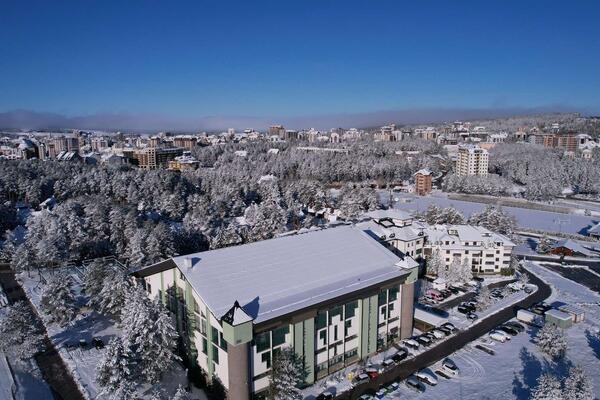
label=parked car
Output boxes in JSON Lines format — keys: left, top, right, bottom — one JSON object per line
{"left": 448, "top": 286, "right": 460, "bottom": 294}
{"left": 524, "top": 286, "right": 533, "bottom": 294}
{"left": 405, "top": 376, "right": 426, "bottom": 393}
{"left": 494, "top": 330, "right": 512, "bottom": 340}
{"left": 358, "top": 395, "right": 374, "bottom": 400}
{"left": 365, "top": 367, "right": 379, "bottom": 380}
{"left": 381, "top": 358, "right": 395, "bottom": 370}
{"left": 498, "top": 325, "right": 519, "bottom": 336}
{"left": 404, "top": 339, "right": 420, "bottom": 349}
{"left": 489, "top": 331, "right": 507, "bottom": 342}
{"left": 416, "top": 370, "right": 438, "bottom": 386}
{"left": 442, "top": 322, "right": 456, "bottom": 332}
{"left": 392, "top": 349, "right": 408, "bottom": 363}
{"left": 384, "top": 382, "right": 400, "bottom": 393}
{"left": 467, "top": 312, "right": 478, "bottom": 320}
{"left": 375, "top": 389, "right": 386, "bottom": 399}
{"left": 505, "top": 321, "right": 525, "bottom": 332}
{"left": 438, "top": 326, "right": 452, "bottom": 335}
{"left": 416, "top": 336, "right": 431, "bottom": 346}
{"left": 316, "top": 391, "right": 334, "bottom": 400}
{"left": 353, "top": 373, "right": 370, "bottom": 386}
{"left": 458, "top": 305, "right": 470, "bottom": 314}
{"left": 442, "top": 358, "right": 460, "bottom": 376}
{"left": 431, "top": 329, "right": 445, "bottom": 339}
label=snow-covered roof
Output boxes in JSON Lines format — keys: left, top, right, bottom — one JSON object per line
{"left": 545, "top": 309, "right": 572, "bottom": 321}
{"left": 364, "top": 209, "right": 413, "bottom": 222}
{"left": 154, "top": 226, "right": 413, "bottom": 324}
{"left": 414, "top": 168, "right": 432, "bottom": 176}
{"left": 551, "top": 239, "right": 595, "bottom": 257}
{"left": 221, "top": 301, "right": 254, "bottom": 326}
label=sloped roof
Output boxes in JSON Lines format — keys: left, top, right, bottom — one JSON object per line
{"left": 147, "top": 226, "right": 413, "bottom": 324}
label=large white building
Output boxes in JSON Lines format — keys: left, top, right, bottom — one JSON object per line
{"left": 135, "top": 226, "right": 419, "bottom": 399}
{"left": 359, "top": 210, "right": 515, "bottom": 274}
{"left": 455, "top": 144, "right": 489, "bottom": 176}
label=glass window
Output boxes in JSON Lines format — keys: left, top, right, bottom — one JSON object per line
{"left": 334, "top": 326, "right": 338, "bottom": 341}
{"left": 344, "top": 320, "right": 352, "bottom": 337}
{"left": 272, "top": 326, "right": 289, "bottom": 347}
{"left": 256, "top": 332, "right": 271, "bottom": 353}
{"left": 345, "top": 301, "right": 358, "bottom": 319}
{"left": 380, "top": 305, "right": 387, "bottom": 321}
{"left": 211, "top": 326, "right": 219, "bottom": 345}
{"left": 315, "top": 311, "right": 327, "bottom": 330}
{"left": 212, "top": 345, "right": 219, "bottom": 364}
{"left": 220, "top": 332, "right": 228, "bottom": 351}
{"left": 328, "top": 306, "right": 342, "bottom": 324}
{"left": 319, "top": 329, "right": 327, "bottom": 341}
{"left": 378, "top": 291, "right": 387, "bottom": 306}
{"left": 261, "top": 352, "right": 271, "bottom": 369}
{"left": 388, "top": 287, "right": 399, "bottom": 302}
{"left": 202, "top": 338, "right": 207, "bottom": 355}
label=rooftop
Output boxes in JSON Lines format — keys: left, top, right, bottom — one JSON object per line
{"left": 142, "top": 226, "right": 413, "bottom": 324}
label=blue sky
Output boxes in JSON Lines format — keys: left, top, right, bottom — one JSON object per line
{"left": 1, "top": 1, "right": 599, "bottom": 129}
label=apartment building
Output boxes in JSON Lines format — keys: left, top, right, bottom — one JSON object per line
{"left": 414, "top": 169, "right": 433, "bottom": 196}
{"left": 172, "top": 135, "right": 199, "bottom": 150}
{"left": 359, "top": 211, "right": 515, "bottom": 274}
{"left": 168, "top": 152, "right": 200, "bottom": 171}
{"left": 135, "top": 226, "right": 419, "bottom": 399}
{"left": 528, "top": 132, "right": 578, "bottom": 152}
{"left": 134, "top": 147, "right": 184, "bottom": 169}
{"left": 455, "top": 145, "right": 488, "bottom": 176}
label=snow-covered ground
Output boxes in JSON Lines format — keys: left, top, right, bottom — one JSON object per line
{"left": 386, "top": 192, "right": 598, "bottom": 236}
{"left": 380, "top": 261, "right": 600, "bottom": 400}
{"left": 17, "top": 268, "right": 207, "bottom": 400}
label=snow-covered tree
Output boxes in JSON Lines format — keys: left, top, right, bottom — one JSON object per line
{"left": 0, "top": 301, "right": 45, "bottom": 359}
{"left": 40, "top": 273, "right": 78, "bottom": 327}
{"left": 564, "top": 365, "right": 594, "bottom": 400}
{"left": 537, "top": 236, "right": 554, "bottom": 254}
{"left": 530, "top": 373, "right": 564, "bottom": 400}
{"left": 459, "top": 257, "right": 473, "bottom": 283}
{"left": 468, "top": 205, "right": 517, "bottom": 235}
{"left": 171, "top": 385, "right": 191, "bottom": 400}
{"left": 94, "top": 272, "right": 131, "bottom": 318}
{"left": 426, "top": 249, "right": 444, "bottom": 276}
{"left": 84, "top": 259, "right": 117, "bottom": 299}
{"left": 535, "top": 324, "right": 567, "bottom": 359}
{"left": 96, "top": 337, "right": 135, "bottom": 398}
{"left": 476, "top": 285, "right": 492, "bottom": 311}
{"left": 121, "top": 288, "right": 179, "bottom": 383}
{"left": 269, "top": 348, "right": 305, "bottom": 400}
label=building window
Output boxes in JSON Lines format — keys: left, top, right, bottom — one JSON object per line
{"left": 388, "top": 287, "right": 399, "bottom": 302}
{"left": 202, "top": 338, "right": 207, "bottom": 355}
{"left": 333, "top": 326, "right": 338, "bottom": 341}
{"left": 345, "top": 301, "right": 358, "bottom": 319}
{"left": 319, "top": 329, "right": 327, "bottom": 343}
{"left": 212, "top": 345, "right": 219, "bottom": 364}
{"left": 256, "top": 332, "right": 271, "bottom": 353}
{"left": 388, "top": 302, "right": 395, "bottom": 317}
{"left": 219, "top": 332, "right": 228, "bottom": 351}
{"left": 261, "top": 352, "right": 271, "bottom": 369}
{"left": 378, "top": 291, "right": 387, "bottom": 306}
{"left": 328, "top": 306, "right": 342, "bottom": 324}
{"left": 211, "top": 327, "right": 219, "bottom": 345}
{"left": 316, "top": 311, "right": 327, "bottom": 330}
{"left": 272, "top": 326, "right": 289, "bottom": 347}
{"left": 380, "top": 305, "right": 387, "bottom": 321}
{"left": 344, "top": 320, "right": 352, "bottom": 337}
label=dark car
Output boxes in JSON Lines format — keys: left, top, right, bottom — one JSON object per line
{"left": 416, "top": 336, "right": 431, "bottom": 347}
{"left": 448, "top": 286, "right": 460, "bottom": 295}
{"left": 498, "top": 325, "right": 519, "bottom": 336}
{"left": 438, "top": 326, "right": 452, "bottom": 335}
{"left": 405, "top": 376, "right": 426, "bottom": 393}
{"left": 442, "top": 322, "right": 457, "bottom": 332}
{"left": 392, "top": 349, "right": 408, "bottom": 363}
{"left": 505, "top": 321, "right": 525, "bottom": 332}
{"left": 457, "top": 305, "right": 470, "bottom": 314}
{"left": 316, "top": 391, "right": 334, "bottom": 400}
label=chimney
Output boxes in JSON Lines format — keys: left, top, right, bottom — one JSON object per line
{"left": 183, "top": 257, "right": 193, "bottom": 269}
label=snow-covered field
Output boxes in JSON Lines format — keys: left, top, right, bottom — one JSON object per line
{"left": 387, "top": 192, "right": 598, "bottom": 236}
{"left": 17, "top": 268, "right": 207, "bottom": 400}
{"left": 383, "top": 261, "right": 600, "bottom": 400}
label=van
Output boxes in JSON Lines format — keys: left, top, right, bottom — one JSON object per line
{"left": 426, "top": 289, "right": 444, "bottom": 302}
{"left": 353, "top": 373, "right": 370, "bottom": 386}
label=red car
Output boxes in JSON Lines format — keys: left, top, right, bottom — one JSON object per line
{"left": 365, "top": 367, "right": 379, "bottom": 380}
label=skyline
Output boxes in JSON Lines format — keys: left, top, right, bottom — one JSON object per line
{"left": 2, "top": 1, "right": 600, "bottom": 130}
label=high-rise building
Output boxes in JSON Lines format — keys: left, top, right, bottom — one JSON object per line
{"left": 414, "top": 169, "right": 433, "bottom": 196}
{"left": 456, "top": 145, "right": 488, "bottom": 176}
{"left": 134, "top": 147, "right": 183, "bottom": 169}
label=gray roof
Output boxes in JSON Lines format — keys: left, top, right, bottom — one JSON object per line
{"left": 167, "top": 226, "right": 412, "bottom": 324}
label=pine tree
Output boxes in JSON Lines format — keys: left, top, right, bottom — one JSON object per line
{"left": 121, "top": 288, "right": 180, "bottom": 383}
{"left": 426, "top": 249, "right": 444, "bottom": 276}
{"left": 459, "top": 257, "right": 473, "bottom": 282}
{"left": 94, "top": 272, "right": 131, "bottom": 318}
{"left": 0, "top": 301, "right": 45, "bottom": 359}
{"left": 40, "top": 273, "right": 78, "bottom": 327}
{"left": 530, "top": 373, "right": 564, "bottom": 400}
{"left": 84, "top": 259, "right": 117, "bottom": 299}
{"left": 538, "top": 236, "right": 554, "bottom": 254}
{"left": 269, "top": 348, "right": 305, "bottom": 400}
{"left": 96, "top": 337, "right": 135, "bottom": 397}
{"left": 535, "top": 324, "right": 567, "bottom": 359}
{"left": 564, "top": 365, "right": 594, "bottom": 400}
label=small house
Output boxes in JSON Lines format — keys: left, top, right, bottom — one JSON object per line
{"left": 545, "top": 309, "right": 573, "bottom": 329}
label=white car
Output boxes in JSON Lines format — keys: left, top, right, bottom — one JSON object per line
{"left": 416, "top": 370, "right": 438, "bottom": 386}
{"left": 404, "top": 339, "right": 420, "bottom": 349}
{"left": 489, "top": 331, "right": 507, "bottom": 342}
{"left": 431, "top": 329, "right": 445, "bottom": 339}
{"left": 442, "top": 358, "right": 460, "bottom": 376}
{"left": 493, "top": 330, "right": 512, "bottom": 341}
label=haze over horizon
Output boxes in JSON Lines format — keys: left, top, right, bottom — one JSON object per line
{"left": 2, "top": 1, "right": 599, "bottom": 131}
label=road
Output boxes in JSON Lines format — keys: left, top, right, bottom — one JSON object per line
{"left": 0, "top": 264, "right": 85, "bottom": 400}
{"left": 337, "top": 267, "right": 552, "bottom": 399}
